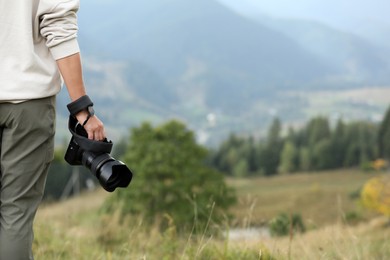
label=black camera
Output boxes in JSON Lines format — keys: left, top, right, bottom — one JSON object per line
{"left": 64, "top": 116, "right": 133, "bottom": 192}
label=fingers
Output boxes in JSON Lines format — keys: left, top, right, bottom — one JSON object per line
{"left": 84, "top": 116, "right": 106, "bottom": 141}
{"left": 74, "top": 110, "right": 106, "bottom": 141}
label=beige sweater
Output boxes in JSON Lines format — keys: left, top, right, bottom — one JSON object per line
{"left": 0, "top": 0, "right": 80, "bottom": 102}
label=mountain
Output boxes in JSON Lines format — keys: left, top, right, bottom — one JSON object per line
{"left": 216, "top": 0, "right": 390, "bottom": 47}
{"left": 252, "top": 16, "right": 390, "bottom": 86}
{"left": 55, "top": 0, "right": 390, "bottom": 145}
{"left": 77, "top": 0, "right": 335, "bottom": 91}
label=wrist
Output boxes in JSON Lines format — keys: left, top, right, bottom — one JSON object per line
{"left": 67, "top": 94, "right": 95, "bottom": 126}
{"left": 75, "top": 110, "right": 89, "bottom": 125}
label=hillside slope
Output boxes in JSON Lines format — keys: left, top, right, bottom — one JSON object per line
{"left": 53, "top": 0, "right": 390, "bottom": 144}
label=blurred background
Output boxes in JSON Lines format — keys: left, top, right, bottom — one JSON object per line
{"left": 38, "top": 1, "right": 390, "bottom": 259}
{"left": 56, "top": 0, "right": 390, "bottom": 145}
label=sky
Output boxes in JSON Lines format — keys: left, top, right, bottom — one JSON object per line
{"left": 217, "top": 0, "right": 390, "bottom": 37}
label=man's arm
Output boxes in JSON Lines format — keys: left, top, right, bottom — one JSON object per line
{"left": 56, "top": 53, "right": 106, "bottom": 141}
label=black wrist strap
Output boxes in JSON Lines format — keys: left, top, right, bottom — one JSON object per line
{"left": 83, "top": 114, "right": 92, "bottom": 126}
{"left": 67, "top": 95, "right": 94, "bottom": 116}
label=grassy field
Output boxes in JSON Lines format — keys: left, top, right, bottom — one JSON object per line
{"left": 228, "top": 169, "right": 379, "bottom": 228}
{"left": 33, "top": 169, "right": 390, "bottom": 259}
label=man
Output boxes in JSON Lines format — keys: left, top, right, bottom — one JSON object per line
{"left": 0, "top": 0, "right": 105, "bottom": 259}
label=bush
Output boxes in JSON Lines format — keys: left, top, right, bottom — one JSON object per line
{"left": 269, "top": 212, "right": 305, "bottom": 237}
{"left": 361, "top": 176, "right": 390, "bottom": 216}
{"left": 343, "top": 211, "right": 363, "bottom": 225}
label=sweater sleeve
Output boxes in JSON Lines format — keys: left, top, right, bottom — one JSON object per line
{"left": 39, "top": 0, "right": 80, "bottom": 60}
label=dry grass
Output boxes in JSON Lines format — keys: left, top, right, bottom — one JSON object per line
{"left": 228, "top": 169, "right": 381, "bottom": 228}
{"left": 33, "top": 169, "right": 389, "bottom": 259}
{"left": 248, "top": 216, "right": 390, "bottom": 259}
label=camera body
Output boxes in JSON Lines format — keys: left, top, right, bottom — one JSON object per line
{"left": 65, "top": 116, "right": 133, "bottom": 192}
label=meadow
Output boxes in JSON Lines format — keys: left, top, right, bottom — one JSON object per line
{"left": 33, "top": 169, "right": 390, "bottom": 259}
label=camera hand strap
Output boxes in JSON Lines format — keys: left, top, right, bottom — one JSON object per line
{"left": 67, "top": 95, "right": 94, "bottom": 116}
{"left": 68, "top": 116, "right": 113, "bottom": 154}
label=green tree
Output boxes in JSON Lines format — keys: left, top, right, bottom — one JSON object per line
{"left": 209, "top": 133, "right": 242, "bottom": 175}
{"left": 232, "top": 158, "right": 249, "bottom": 177}
{"left": 262, "top": 117, "right": 283, "bottom": 175}
{"left": 344, "top": 122, "right": 377, "bottom": 167}
{"left": 306, "top": 116, "right": 331, "bottom": 147}
{"left": 299, "top": 147, "right": 311, "bottom": 171}
{"left": 378, "top": 106, "right": 390, "bottom": 159}
{"left": 311, "top": 139, "right": 333, "bottom": 170}
{"left": 103, "top": 120, "right": 236, "bottom": 232}
{"left": 329, "top": 118, "right": 347, "bottom": 168}
{"left": 279, "top": 140, "right": 298, "bottom": 174}
{"left": 240, "top": 137, "right": 258, "bottom": 174}
{"left": 209, "top": 134, "right": 257, "bottom": 176}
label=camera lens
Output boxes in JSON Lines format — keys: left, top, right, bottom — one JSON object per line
{"left": 82, "top": 152, "right": 133, "bottom": 192}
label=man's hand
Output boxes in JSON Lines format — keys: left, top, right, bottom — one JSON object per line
{"left": 75, "top": 110, "right": 106, "bottom": 141}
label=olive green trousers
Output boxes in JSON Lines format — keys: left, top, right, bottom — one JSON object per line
{"left": 0, "top": 96, "right": 56, "bottom": 260}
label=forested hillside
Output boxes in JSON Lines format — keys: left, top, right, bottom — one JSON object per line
{"left": 209, "top": 117, "right": 379, "bottom": 176}
{"left": 56, "top": 0, "right": 390, "bottom": 145}
{"left": 47, "top": 106, "right": 390, "bottom": 200}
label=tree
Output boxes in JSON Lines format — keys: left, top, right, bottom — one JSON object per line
{"left": 279, "top": 141, "right": 298, "bottom": 174}
{"left": 306, "top": 116, "right": 331, "bottom": 147}
{"left": 232, "top": 158, "right": 249, "bottom": 177}
{"left": 378, "top": 105, "right": 390, "bottom": 159}
{"left": 103, "top": 120, "right": 236, "bottom": 232}
{"left": 299, "top": 147, "right": 311, "bottom": 172}
{"left": 311, "top": 139, "right": 333, "bottom": 170}
{"left": 262, "top": 117, "right": 283, "bottom": 175}
{"left": 329, "top": 118, "right": 347, "bottom": 168}
{"left": 208, "top": 133, "right": 242, "bottom": 175}
{"left": 344, "top": 122, "right": 378, "bottom": 167}
{"left": 209, "top": 134, "right": 257, "bottom": 176}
